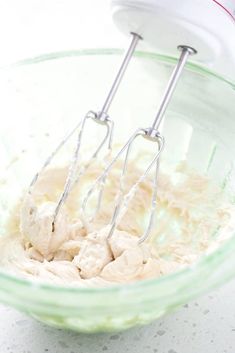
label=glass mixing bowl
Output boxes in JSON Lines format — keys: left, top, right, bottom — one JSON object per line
{"left": 0, "top": 49, "right": 235, "bottom": 333}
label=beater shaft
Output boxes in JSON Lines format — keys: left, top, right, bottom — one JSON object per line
{"left": 148, "top": 45, "right": 197, "bottom": 138}
{"left": 98, "top": 32, "right": 141, "bottom": 120}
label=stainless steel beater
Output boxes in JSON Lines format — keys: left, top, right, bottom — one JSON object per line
{"left": 82, "top": 45, "right": 197, "bottom": 243}
{"left": 27, "top": 33, "right": 141, "bottom": 231}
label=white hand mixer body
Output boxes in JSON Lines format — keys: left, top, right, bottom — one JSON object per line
{"left": 111, "top": 0, "right": 235, "bottom": 77}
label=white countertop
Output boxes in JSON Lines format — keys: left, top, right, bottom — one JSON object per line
{"left": 1, "top": 278, "right": 235, "bottom": 353}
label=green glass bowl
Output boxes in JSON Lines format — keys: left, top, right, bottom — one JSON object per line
{"left": 0, "top": 49, "right": 235, "bottom": 333}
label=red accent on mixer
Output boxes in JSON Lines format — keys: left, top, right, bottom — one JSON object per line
{"left": 212, "top": 0, "right": 235, "bottom": 21}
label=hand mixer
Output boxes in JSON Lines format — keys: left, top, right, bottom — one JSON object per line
{"left": 27, "top": 0, "right": 235, "bottom": 237}
{"left": 80, "top": 0, "right": 235, "bottom": 242}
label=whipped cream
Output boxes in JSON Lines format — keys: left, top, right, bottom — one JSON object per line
{"left": 0, "top": 160, "right": 234, "bottom": 287}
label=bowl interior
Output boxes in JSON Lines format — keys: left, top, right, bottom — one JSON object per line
{"left": 0, "top": 50, "right": 235, "bottom": 332}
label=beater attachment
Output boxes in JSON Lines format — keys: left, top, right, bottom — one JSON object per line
{"left": 82, "top": 45, "right": 197, "bottom": 243}
{"left": 27, "top": 33, "right": 141, "bottom": 231}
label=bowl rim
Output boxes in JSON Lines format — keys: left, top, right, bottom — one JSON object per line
{"left": 1, "top": 48, "right": 235, "bottom": 296}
